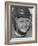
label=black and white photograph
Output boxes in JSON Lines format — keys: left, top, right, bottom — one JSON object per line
{"left": 11, "top": 6, "right": 32, "bottom": 38}
{"left": 5, "top": 2, "right": 37, "bottom": 44}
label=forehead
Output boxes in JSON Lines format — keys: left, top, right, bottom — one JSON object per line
{"left": 16, "top": 17, "right": 30, "bottom": 21}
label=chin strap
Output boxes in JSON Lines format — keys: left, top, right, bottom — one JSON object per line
{"left": 17, "top": 24, "right": 31, "bottom": 37}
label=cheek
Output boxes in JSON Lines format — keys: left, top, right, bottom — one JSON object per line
{"left": 26, "top": 22, "right": 30, "bottom": 27}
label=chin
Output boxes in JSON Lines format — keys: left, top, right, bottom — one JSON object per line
{"left": 20, "top": 29, "right": 27, "bottom": 33}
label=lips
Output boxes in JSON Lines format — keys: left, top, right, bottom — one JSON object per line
{"left": 20, "top": 29, "right": 27, "bottom": 32}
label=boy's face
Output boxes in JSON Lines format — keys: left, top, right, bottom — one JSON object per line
{"left": 16, "top": 17, "right": 31, "bottom": 33}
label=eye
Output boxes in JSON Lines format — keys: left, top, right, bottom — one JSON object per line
{"left": 26, "top": 20, "right": 29, "bottom": 22}
{"left": 20, "top": 21, "right": 24, "bottom": 23}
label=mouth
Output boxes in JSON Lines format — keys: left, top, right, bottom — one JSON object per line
{"left": 20, "top": 29, "right": 27, "bottom": 32}
{"left": 19, "top": 26, "right": 29, "bottom": 33}
{"left": 18, "top": 29, "right": 27, "bottom": 36}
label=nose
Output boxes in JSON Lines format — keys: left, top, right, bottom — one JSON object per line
{"left": 24, "top": 23, "right": 26, "bottom": 26}
{"left": 24, "top": 21, "right": 26, "bottom": 25}
{"left": 23, "top": 22, "right": 27, "bottom": 28}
